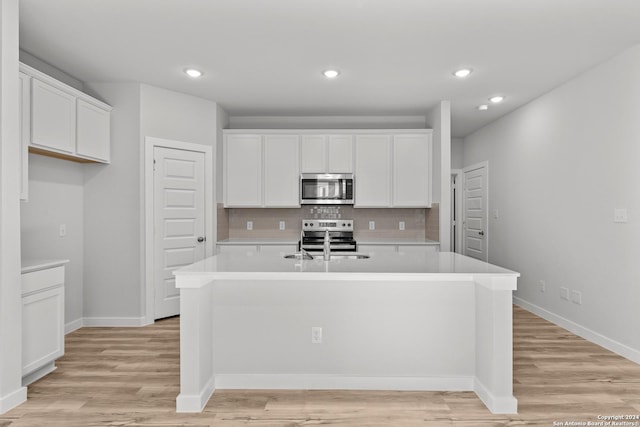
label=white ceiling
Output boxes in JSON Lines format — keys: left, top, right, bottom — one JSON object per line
{"left": 18, "top": 0, "right": 640, "bottom": 138}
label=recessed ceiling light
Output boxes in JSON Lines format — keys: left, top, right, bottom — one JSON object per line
{"left": 477, "top": 104, "right": 489, "bottom": 111}
{"left": 453, "top": 68, "right": 472, "bottom": 78}
{"left": 489, "top": 95, "right": 505, "bottom": 103}
{"left": 323, "top": 69, "right": 340, "bottom": 79}
{"left": 184, "top": 68, "right": 203, "bottom": 78}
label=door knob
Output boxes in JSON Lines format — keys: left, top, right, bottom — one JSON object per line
{"left": 197, "top": 236, "right": 206, "bottom": 243}
{"left": 478, "top": 231, "right": 484, "bottom": 236}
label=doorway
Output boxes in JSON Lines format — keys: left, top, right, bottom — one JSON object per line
{"left": 144, "top": 137, "right": 213, "bottom": 322}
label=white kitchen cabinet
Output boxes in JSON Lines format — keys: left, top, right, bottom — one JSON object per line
{"left": 359, "top": 244, "right": 439, "bottom": 255}
{"left": 21, "top": 262, "right": 67, "bottom": 386}
{"left": 354, "top": 134, "right": 392, "bottom": 207}
{"left": 393, "top": 134, "right": 431, "bottom": 207}
{"left": 21, "top": 62, "right": 112, "bottom": 164}
{"left": 31, "top": 78, "right": 76, "bottom": 154}
{"left": 256, "top": 244, "right": 297, "bottom": 254}
{"left": 217, "top": 244, "right": 259, "bottom": 254}
{"left": 224, "top": 132, "right": 300, "bottom": 208}
{"left": 224, "top": 134, "right": 262, "bottom": 207}
{"left": 355, "top": 132, "right": 431, "bottom": 208}
{"left": 264, "top": 135, "right": 300, "bottom": 207}
{"left": 19, "top": 72, "right": 30, "bottom": 201}
{"left": 76, "top": 99, "right": 111, "bottom": 162}
{"left": 301, "top": 134, "right": 353, "bottom": 173}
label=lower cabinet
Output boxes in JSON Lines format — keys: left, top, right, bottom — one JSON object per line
{"left": 359, "top": 244, "right": 439, "bottom": 255}
{"left": 21, "top": 263, "right": 66, "bottom": 386}
{"left": 217, "top": 244, "right": 297, "bottom": 255}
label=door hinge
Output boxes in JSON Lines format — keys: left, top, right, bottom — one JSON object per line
{"left": 153, "top": 159, "right": 156, "bottom": 171}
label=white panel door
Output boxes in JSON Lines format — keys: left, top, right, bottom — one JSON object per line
{"left": 31, "top": 78, "right": 76, "bottom": 153}
{"left": 462, "top": 163, "right": 488, "bottom": 261}
{"left": 300, "top": 135, "right": 326, "bottom": 173}
{"left": 154, "top": 147, "right": 206, "bottom": 319}
{"left": 264, "top": 135, "right": 300, "bottom": 207}
{"left": 76, "top": 99, "right": 110, "bottom": 162}
{"left": 327, "top": 135, "right": 353, "bottom": 173}
{"left": 355, "top": 135, "right": 391, "bottom": 207}
{"left": 224, "top": 134, "right": 262, "bottom": 207}
{"left": 392, "top": 134, "right": 431, "bottom": 207}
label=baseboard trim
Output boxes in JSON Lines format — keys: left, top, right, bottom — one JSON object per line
{"left": 513, "top": 296, "right": 640, "bottom": 365}
{"left": 65, "top": 318, "right": 83, "bottom": 334}
{"left": 0, "top": 386, "right": 27, "bottom": 415}
{"left": 214, "top": 374, "right": 475, "bottom": 391}
{"left": 82, "top": 316, "right": 147, "bottom": 327}
{"left": 176, "top": 376, "right": 216, "bottom": 413}
{"left": 474, "top": 378, "right": 517, "bottom": 414}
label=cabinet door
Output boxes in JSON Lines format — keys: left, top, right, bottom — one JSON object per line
{"left": 22, "top": 286, "right": 64, "bottom": 376}
{"left": 393, "top": 134, "right": 431, "bottom": 207}
{"left": 358, "top": 244, "right": 398, "bottom": 256}
{"left": 397, "top": 245, "right": 439, "bottom": 255}
{"left": 355, "top": 135, "right": 391, "bottom": 207}
{"left": 300, "top": 135, "right": 326, "bottom": 173}
{"left": 217, "top": 245, "right": 259, "bottom": 254}
{"left": 264, "top": 135, "right": 300, "bottom": 207}
{"left": 327, "top": 135, "right": 353, "bottom": 173}
{"left": 224, "top": 134, "right": 262, "bottom": 207}
{"left": 76, "top": 99, "right": 110, "bottom": 163}
{"left": 19, "top": 72, "right": 30, "bottom": 201}
{"left": 31, "top": 78, "right": 76, "bottom": 154}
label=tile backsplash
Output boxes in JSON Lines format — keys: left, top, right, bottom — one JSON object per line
{"left": 222, "top": 204, "right": 440, "bottom": 241}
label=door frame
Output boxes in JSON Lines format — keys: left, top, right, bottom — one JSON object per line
{"left": 143, "top": 136, "right": 214, "bottom": 324}
{"left": 450, "top": 169, "right": 463, "bottom": 254}
{"left": 461, "top": 161, "right": 489, "bottom": 262}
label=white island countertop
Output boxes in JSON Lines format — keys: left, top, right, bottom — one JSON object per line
{"left": 175, "top": 250, "right": 519, "bottom": 289}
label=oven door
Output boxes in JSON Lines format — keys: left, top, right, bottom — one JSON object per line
{"left": 300, "top": 174, "right": 354, "bottom": 204}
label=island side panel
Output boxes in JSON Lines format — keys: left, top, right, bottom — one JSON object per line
{"left": 176, "top": 280, "right": 215, "bottom": 413}
{"left": 474, "top": 277, "right": 518, "bottom": 414}
{"left": 210, "top": 279, "right": 476, "bottom": 388}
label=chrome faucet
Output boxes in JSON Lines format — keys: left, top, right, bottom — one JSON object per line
{"left": 323, "top": 229, "right": 331, "bottom": 261}
{"left": 299, "top": 230, "right": 313, "bottom": 260}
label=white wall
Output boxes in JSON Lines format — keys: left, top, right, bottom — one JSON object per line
{"left": 21, "top": 155, "right": 84, "bottom": 327}
{"left": 463, "top": 44, "right": 640, "bottom": 360}
{"left": 451, "top": 138, "right": 463, "bottom": 170}
{"left": 229, "top": 115, "right": 427, "bottom": 129}
{"left": 82, "top": 83, "right": 142, "bottom": 322}
{"left": 216, "top": 106, "right": 229, "bottom": 204}
{"left": 0, "top": 0, "right": 27, "bottom": 413}
{"left": 427, "top": 101, "right": 452, "bottom": 251}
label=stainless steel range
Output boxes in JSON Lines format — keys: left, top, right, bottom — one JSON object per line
{"left": 299, "top": 219, "right": 357, "bottom": 252}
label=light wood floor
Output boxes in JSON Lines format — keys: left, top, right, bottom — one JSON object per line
{"left": 2, "top": 305, "right": 639, "bottom": 426}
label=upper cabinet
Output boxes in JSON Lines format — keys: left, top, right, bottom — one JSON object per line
{"left": 223, "top": 129, "right": 431, "bottom": 209}
{"left": 300, "top": 135, "right": 353, "bottom": 173}
{"left": 20, "top": 63, "right": 112, "bottom": 164}
{"left": 224, "top": 132, "right": 300, "bottom": 208}
{"left": 355, "top": 132, "right": 432, "bottom": 208}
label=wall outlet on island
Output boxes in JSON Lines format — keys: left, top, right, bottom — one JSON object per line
{"left": 311, "top": 326, "right": 322, "bottom": 344}
{"left": 246, "top": 221, "right": 253, "bottom": 231}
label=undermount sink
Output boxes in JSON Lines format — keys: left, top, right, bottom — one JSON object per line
{"left": 283, "top": 253, "right": 370, "bottom": 260}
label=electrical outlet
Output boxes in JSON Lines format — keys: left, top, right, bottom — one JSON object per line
{"left": 246, "top": 221, "right": 253, "bottom": 231}
{"left": 614, "top": 208, "right": 628, "bottom": 223}
{"left": 399, "top": 221, "right": 405, "bottom": 230}
{"left": 279, "top": 220, "right": 285, "bottom": 230}
{"left": 59, "top": 224, "right": 67, "bottom": 237}
{"left": 571, "top": 290, "right": 582, "bottom": 305}
{"left": 539, "top": 280, "right": 546, "bottom": 293}
{"left": 369, "top": 221, "right": 375, "bottom": 230}
{"left": 560, "top": 287, "right": 569, "bottom": 301}
{"left": 493, "top": 209, "right": 500, "bottom": 219}
{"left": 311, "top": 326, "right": 322, "bottom": 344}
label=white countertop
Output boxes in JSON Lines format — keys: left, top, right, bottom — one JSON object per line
{"left": 175, "top": 250, "right": 519, "bottom": 289}
{"left": 21, "top": 259, "right": 69, "bottom": 274}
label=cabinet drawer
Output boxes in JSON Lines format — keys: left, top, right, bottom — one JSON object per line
{"left": 22, "top": 266, "right": 65, "bottom": 295}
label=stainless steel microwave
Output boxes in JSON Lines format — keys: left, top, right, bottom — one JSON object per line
{"left": 300, "top": 173, "right": 354, "bottom": 205}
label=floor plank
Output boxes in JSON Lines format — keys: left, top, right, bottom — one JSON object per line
{"left": 1, "top": 306, "right": 639, "bottom": 426}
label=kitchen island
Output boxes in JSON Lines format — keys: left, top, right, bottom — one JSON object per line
{"left": 174, "top": 250, "right": 519, "bottom": 414}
